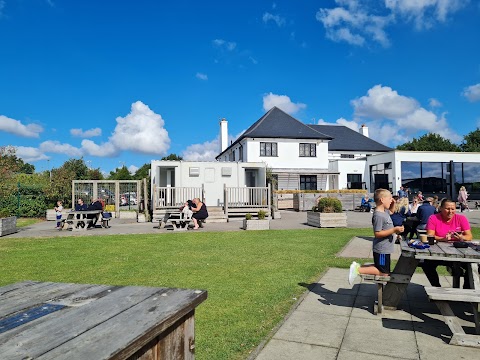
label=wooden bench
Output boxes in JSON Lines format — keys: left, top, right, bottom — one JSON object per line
{"left": 361, "top": 273, "right": 411, "bottom": 315}
{"left": 63, "top": 218, "right": 94, "bottom": 231}
{"left": 165, "top": 214, "right": 192, "bottom": 231}
{"left": 425, "top": 287, "right": 480, "bottom": 347}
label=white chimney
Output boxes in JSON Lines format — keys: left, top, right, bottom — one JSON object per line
{"left": 220, "top": 118, "right": 228, "bottom": 152}
{"left": 359, "top": 124, "right": 369, "bottom": 138}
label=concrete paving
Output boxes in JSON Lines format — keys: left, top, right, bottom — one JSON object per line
{"left": 5, "top": 209, "right": 480, "bottom": 359}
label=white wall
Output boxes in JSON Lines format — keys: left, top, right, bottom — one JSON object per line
{"left": 243, "top": 138, "right": 329, "bottom": 169}
{"left": 330, "top": 160, "right": 367, "bottom": 190}
{"left": 151, "top": 160, "right": 267, "bottom": 207}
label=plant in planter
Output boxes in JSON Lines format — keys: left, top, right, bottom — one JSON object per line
{"left": 307, "top": 197, "right": 347, "bottom": 228}
{"left": 242, "top": 210, "right": 270, "bottom": 230}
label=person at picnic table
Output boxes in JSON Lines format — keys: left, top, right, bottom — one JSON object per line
{"left": 360, "top": 194, "right": 373, "bottom": 212}
{"left": 422, "top": 198, "right": 473, "bottom": 288}
{"left": 415, "top": 197, "right": 436, "bottom": 232}
{"left": 416, "top": 191, "right": 424, "bottom": 202}
{"left": 86, "top": 198, "right": 104, "bottom": 228}
{"left": 390, "top": 196, "right": 410, "bottom": 242}
{"left": 348, "top": 189, "right": 404, "bottom": 285}
{"left": 191, "top": 197, "right": 208, "bottom": 230}
{"left": 180, "top": 200, "right": 194, "bottom": 219}
{"left": 75, "top": 198, "right": 87, "bottom": 211}
{"left": 74, "top": 198, "right": 88, "bottom": 228}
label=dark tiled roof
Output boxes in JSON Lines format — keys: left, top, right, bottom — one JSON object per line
{"left": 308, "top": 125, "right": 392, "bottom": 152}
{"left": 217, "top": 107, "right": 332, "bottom": 158}
{"left": 216, "top": 107, "right": 392, "bottom": 159}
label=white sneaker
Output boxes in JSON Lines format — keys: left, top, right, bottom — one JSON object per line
{"left": 348, "top": 261, "right": 360, "bottom": 285}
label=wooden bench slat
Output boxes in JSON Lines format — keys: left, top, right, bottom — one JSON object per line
{"left": 425, "top": 287, "right": 480, "bottom": 303}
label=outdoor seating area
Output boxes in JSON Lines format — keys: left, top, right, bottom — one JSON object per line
{"left": 60, "top": 210, "right": 106, "bottom": 231}
{"left": 3, "top": 210, "right": 480, "bottom": 359}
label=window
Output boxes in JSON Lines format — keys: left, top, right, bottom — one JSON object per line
{"left": 347, "top": 174, "right": 363, "bottom": 189}
{"left": 232, "top": 150, "right": 236, "bottom": 161}
{"left": 341, "top": 154, "right": 354, "bottom": 159}
{"left": 300, "top": 175, "right": 317, "bottom": 190}
{"left": 260, "top": 142, "right": 277, "bottom": 157}
{"left": 299, "top": 143, "right": 316, "bottom": 157}
{"left": 239, "top": 145, "right": 243, "bottom": 161}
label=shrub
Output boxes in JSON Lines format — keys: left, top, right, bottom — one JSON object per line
{"left": 313, "top": 197, "right": 342, "bottom": 213}
{"left": 257, "top": 210, "right": 267, "bottom": 220}
{"left": 245, "top": 213, "right": 252, "bottom": 220}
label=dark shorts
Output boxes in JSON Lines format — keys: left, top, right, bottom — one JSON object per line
{"left": 373, "top": 253, "right": 391, "bottom": 274}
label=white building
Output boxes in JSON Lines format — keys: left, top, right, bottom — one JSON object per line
{"left": 216, "top": 107, "right": 480, "bottom": 200}
{"left": 216, "top": 107, "right": 391, "bottom": 191}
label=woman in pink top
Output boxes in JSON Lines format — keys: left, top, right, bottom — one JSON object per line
{"left": 422, "top": 198, "right": 472, "bottom": 287}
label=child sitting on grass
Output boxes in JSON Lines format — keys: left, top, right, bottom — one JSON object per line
{"left": 349, "top": 188, "right": 404, "bottom": 285}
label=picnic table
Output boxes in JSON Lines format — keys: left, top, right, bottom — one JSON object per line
{"left": 0, "top": 281, "right": 207, "bottom": 359}
{"left": 165, "top": 213, "right": 192, "bottom": 231}
{"left": 382, "top": 240, "right": 480, "bottom": 347}
{"left": 61, "top": 210, "right": 103, "bottom": 231}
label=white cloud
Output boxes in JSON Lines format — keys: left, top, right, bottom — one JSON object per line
{"left": 196, "top": 72, "right": 208, "bottom": 81}
{"left": 212, "top": 39, "right": 237, "bottom": 51}
{"left": 263, "top": 93, "right": 306, "bottom": 114}
{"left": 262, "top": 12, "right": 286, "bottom": 27}
{"left": 0, "top": 115, "right": 43, "bottom": 138}
{"left": 82, "top": 101, "right": 170, "bottom": 157}
{"left": 0, "top": 1, "right": 5, "bottom": 17}
{"left": 15, "top": 146, "right": 49, "bottom": 162}
{"left": 70, "top": 127, "right": 102, "bottom": 138}
{"left": 385, "top": 0, "right": 466, "bottom": 30}
{"left": 316, "top": 2, "right": 392, "bottom": 47}
{"left": 317, "top": 0, "right": 466, "bottom": 47}
{"left": 352, "top": 85, "right": 418, "bottom": 119}
{"left": 182, "top": 139, "right": 219, "bottom": 161}
{"left": 128, "top": 165, "right": 138, "bottom": 174}
{"left": 81, "top": 139, "right": 117, "bottom": 157}
{"left": 462, "top": 83, "right": 480, "bottom": 102}
{"left": 317, "top": 117, "right": 360, "bottom": 131}
{"left": 428, "top": 98, "right": 442, "bottom": 107}
{"left": 39, "top": 140, "right": 83, "bottom": 157}
{"left": 351, "top": 84, "right": 462, "bottom": 144}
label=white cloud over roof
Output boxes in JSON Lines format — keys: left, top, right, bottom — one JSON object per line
{"left": 263, "top": 93, "right": 306, "bottom": 114}
{"left": 0, "top": 115, "right": 43, "bottom": 138}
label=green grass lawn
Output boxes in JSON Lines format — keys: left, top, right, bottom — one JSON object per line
{"left": 1, "top": 227, "right": 479, "bottom": 359}
{"left": 15, "top": 218, "right": 44, "bottom": 228}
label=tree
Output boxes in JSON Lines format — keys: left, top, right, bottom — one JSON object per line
{"left": 108, "top": 166, "right": 132, "bottom": 180}
{"left": 161, "top": 153, "right": 183, "bottom": 161}
{"left": 396, "top": 133, "right": 461, "bottom": 152}
{"left": 461, "top": 128, "right": 480, "bottom": 152}
{"left": 134, "top": 163, "right": 151, "bottom": 180}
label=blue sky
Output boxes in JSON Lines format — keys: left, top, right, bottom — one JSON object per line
{"left": 1, "top": 0, "right": 480, "bottom": 175}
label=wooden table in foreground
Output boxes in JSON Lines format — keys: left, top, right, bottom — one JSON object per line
{"left": 0, "top": 281, "right": 207, "bottom": 359}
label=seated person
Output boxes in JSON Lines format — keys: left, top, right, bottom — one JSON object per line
{"left": 390, "top": 197, "right": 410, "bottom": 241}
{"left": 191, "top": 197, "right": 208, "bottom": 230}
{"left": 415, "top": 197, "right": 436, "bottom": 232}
{"left": 360, "top": 195, "right": 372, "bottom": 212}
{"left": 87, "top": 198, "right": 104, "bottom": 228}
{"left": 74, "top": 198, "right": 88, "bottom": 228}
{"left": 179, "top": 200, "right": 194, "bottom": 227}
{"left": 422, "top": 198, "right": 473, "bottom": 288}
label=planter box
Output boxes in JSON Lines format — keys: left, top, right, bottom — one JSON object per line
{"left": 272, "top": 211, "right": 281, "bottom": 220}
{"left": 293, "top": 192, "right": 367, "bottom": 211}
{"left": 46, "top": 209, "right": 70, "bottom": 221}
{"left": 137, "top": 213, "right": 146, "bottom": 223}
{"left": 307, "top": 211, "right": 347, "bottom": 228}
{"left": 119, "top": 211, "right": 137, "bottom": 220}
{"left": 0, "top": 216, "right": 17, "bottom": 236}
{"left": 242, "top": 219, "right": 270, "bottom": 230}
